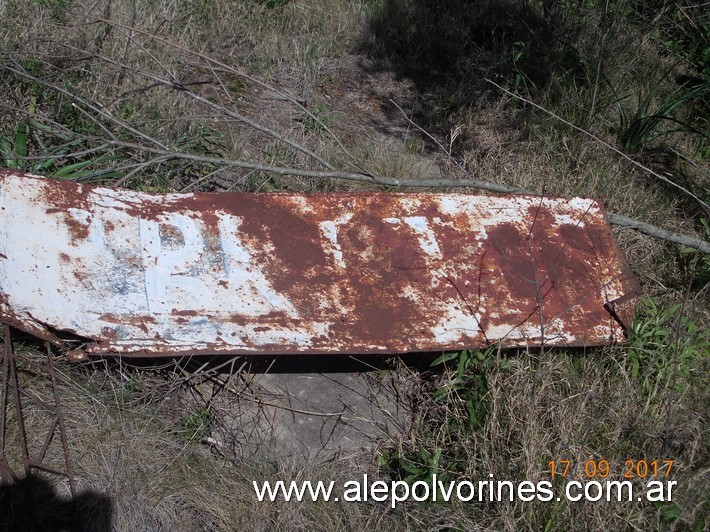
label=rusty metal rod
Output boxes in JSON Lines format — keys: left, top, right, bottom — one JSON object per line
{"left": 36, "top": 417, "right": 59, "bottom": 466}
{"left": 7, "top": 329, "right": 31, "bottom": 476}
{"left": 0, "top": 326, "right": 13, "bottom": 483}
{"left": 46, "top": 342, "right": 78, "bottom": 497}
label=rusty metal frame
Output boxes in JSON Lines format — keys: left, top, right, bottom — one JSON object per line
{"left": 0, "top": 325, "right": 77, "bottom": 496}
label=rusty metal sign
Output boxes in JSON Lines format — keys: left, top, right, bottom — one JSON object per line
{"left": 0, "top": 169, "right": 639, "bottom": 358}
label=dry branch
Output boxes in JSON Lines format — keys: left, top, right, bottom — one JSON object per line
{"left": 2, "top": 43, "right": 708, "bottom": 254}
{"left": 91, "top": 18, "right": 372, "bottom": 175}
{"left": 485, "top": 79, "right": 710, "bottom": 213}
{"left": 99, "top": 139, "right": 710, "bottom": 254}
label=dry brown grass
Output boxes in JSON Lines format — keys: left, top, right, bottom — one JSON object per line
{"left": 1, "top": 0, "right": 708, "bottom": 530}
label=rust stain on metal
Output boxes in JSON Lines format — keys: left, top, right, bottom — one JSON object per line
{"left": 0, "top": 169, "right": 640, "bottom": 357}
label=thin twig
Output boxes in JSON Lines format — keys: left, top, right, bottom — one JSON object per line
{"left": 74, "top": 136, "right": 710, "bottom": 254}
{"left": 90, "top": 18, "right": 370, "bottom": 174}
{"left": 59, "top": 42, "right": 337, "bottom": 172}
{"left": 2, "top": 53, "right": 707, "bottom": 252}
{"left": 485, "top": 78, "right": 710, "bottom": 213}
{"left": 240, "top": 390, "right": 350, "bottom": 419}
{"left": 109, "top": 155, "right": 172, "bottom": 186}
{"left": 606, "top": 212, "right": 710, "bottom": 253}
{"left": 1, "top": 56, "right": 169, "bottom": 150}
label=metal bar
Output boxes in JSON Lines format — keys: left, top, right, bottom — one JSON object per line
{"left": 46, "top": 343, "right": 77, "bottom": 497}
{"left": 0, "top": 326, "right": 14, "bottom": 483}
{"left": 24, "top": 459, "right": 70, "bottom": 477}
{"left": 36, "top": 415, "right": 58, "bottom": 465}
{"left": 0, "top": 327, "right": 78, "bottom": 494}
{"left": 19, "top": 388, "right": 56, "bottom": 411}
{"left": 0, "top": 170, "right": 641, "bottom": 357}
{"left": 7, "top": 330, "right": 31, "bottom": 476}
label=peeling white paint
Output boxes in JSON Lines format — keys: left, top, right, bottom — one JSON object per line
{"left": 0, "top": 171, "right": 640, "bottom": 356}
{"left": 319, "top": 212, "right": 353, "bottom": 268}
{"left": 554, "top": 214, "right": 585, "bottom": 227}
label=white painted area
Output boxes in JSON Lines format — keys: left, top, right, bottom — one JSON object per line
{"left": 554, "top": 214, "right": 585, "bottom": 227}
{"left": 319, "top": 212, "right": 353, "bottom": 268}
{"left": 90, "top": 187, "right": 197, "bottom": 212}
{"left": 431, "top": 305, "right": 481, "bottom": 343}
{"left": 139, "top": 214, "right": 207, "bottom": 312}
{"left": 218, "top": 215, "right": 299, "bottom": 317}
{"left": 566, "top": 197, "right": 597, "bottom": 211}
{"left": 483, "top": 321, "right": 544, "bottom": 342}
{"left": 544, "top": 317, "right": 577, "bottom": 343}
{"left": 384, "top": 216, "right": 443, "bottom": 259}
{"left": 243, "top": 321, "right": 331, "bottom": 347}
{"left": 437, "top": 195, "right": 473, "bottom": 216}
{"left": 0, "top": 176, "right": 306, "bottom": 348}
{"left": 319, "top": 220, "right": 344, "bottom": 267}
{"left": 398, "top": 197, "right": 422, "bottom": 212}
{"left": 283, "top": 195, "right": 314, "bottom": 214}
{"left": 403, "top": 216, "right": 442, "bottom": 259}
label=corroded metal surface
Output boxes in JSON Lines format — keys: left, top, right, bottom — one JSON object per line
{"left": 0, "top": 169, "right": 640, "bottom": 357}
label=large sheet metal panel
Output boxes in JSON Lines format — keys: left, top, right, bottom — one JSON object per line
{"left": 0, "top": 170, "right": 639, "bottom": 357}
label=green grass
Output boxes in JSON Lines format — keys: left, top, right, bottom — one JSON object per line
{"left": 616, "top": 80, "right": 710, "bottom": 154}
{"left": 627, "top": 297, "right": 709, "bottom": 394}
{"left": 0, "top": 0, "right": 708, "bottom": 530}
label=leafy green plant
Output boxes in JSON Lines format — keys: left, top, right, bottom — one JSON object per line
{"left": 617, "top": 79, "right": 710, "bottom": 153}
{"left": 0, "top": 119, "right": 28, "bottom": 170}
{"left": 178, "top": 406, "right": 212, "bottom": 441}
{"left": 629, "top": 0, "right": 709, "bottom": 77}
{"left": 264, "top": 144, "right": 294, "bottom": 166}
{"left": 627, "top": 297, "right": 709, "bottom": 395}
{"left": 509, "top": 41, "right": 534, "bottom": 94}
{"left": 376, "top": 446, "right": 442, "bottom": 485}
{"left": 431, "top": 346, "right": 496, "bottom": 431}
{"left": 1, "top": 98, "right": 126, "bottom": 180}
{"left": 299, "top": 101, "right": 336, "bottom": 139}
{"left": 377, "top": 347, "right": 499, "bottom": 486}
